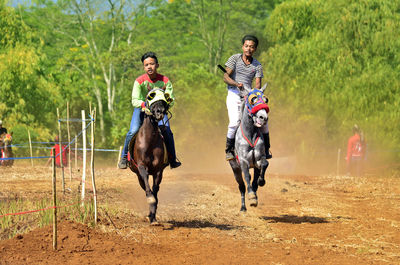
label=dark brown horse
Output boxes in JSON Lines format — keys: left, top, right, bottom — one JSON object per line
{"left": 128, "top": 89, "right": 170, "bottom": 224}
{"left": 0, "top": 133, "right": 14, "bottom": 167}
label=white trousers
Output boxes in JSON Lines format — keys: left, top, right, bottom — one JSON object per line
{"left": 226, "top": 90, "right": 269, "bottom": 139}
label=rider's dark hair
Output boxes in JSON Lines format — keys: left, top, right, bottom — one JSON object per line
{"left": 242, "top": 35, "right": 259, "bottom": 48}
{"left": 141, "top": 52, "right": 158, "bottom": 64}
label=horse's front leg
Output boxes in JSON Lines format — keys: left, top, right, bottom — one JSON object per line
{"left": 229, "top": 160, "right": 246, "bottom": 212}
{"left": 252, "top": 167, "right": 260, "bottom": 192}
{"left": 138, "top": 165, "right": 156, "bottom": 204}
{"left": 257, "top": 158, "right": 269, "bottom": 187}
{"left": 148, "top": 170, "right": 164, "bottom": 225}
{"left": 240, "top": 161, "right": 257, "bottom": 207}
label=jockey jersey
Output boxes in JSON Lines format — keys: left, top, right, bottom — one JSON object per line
{"left": 132, "top": 73, "right": 175, "bottom": 108}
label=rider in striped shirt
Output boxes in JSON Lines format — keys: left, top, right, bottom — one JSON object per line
{"left": 222, "top": 35, "right": 272, "bottom": 161}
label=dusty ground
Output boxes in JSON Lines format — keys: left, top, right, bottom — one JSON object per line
{"left": 1, "top": 163, "right": 400, "bottom": 265}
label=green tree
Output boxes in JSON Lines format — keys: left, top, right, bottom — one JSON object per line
{"left": 0, "top": 1, "right": 59, "bottom": 143}
{"left": 263, "top": 0, "right": 400, "bottom": 167}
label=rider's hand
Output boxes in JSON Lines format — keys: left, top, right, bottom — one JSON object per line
{"left": 141, "top": 102, "right": 148, "bottom": 112}
{"left": 141, "top": 102, "right": 151, "bottom": 114}
{"left": 237, "top": 83, "right": 244, "bottom": 90}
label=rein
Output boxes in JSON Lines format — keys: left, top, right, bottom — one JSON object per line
{"left": 240, "top": 123, "right": 260, "bottom": 148}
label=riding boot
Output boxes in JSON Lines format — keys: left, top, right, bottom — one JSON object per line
{"left": 118, "top": 136, "right": 131, "bottom": 169}
{"left": 225, "top": 137, "right": 235, "bottom": 161}
{"left": 118, "top": 156, "right": 128, "bottom": 169}
{"left": 263, "top": 133, "right": 272, "bottom": 159}
{"left": 161, "top": 127, "right": 181, "bottom": 169}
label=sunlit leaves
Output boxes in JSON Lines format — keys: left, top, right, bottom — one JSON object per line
{"left": 263, "top": 0, "right": 400, "bottom": 160}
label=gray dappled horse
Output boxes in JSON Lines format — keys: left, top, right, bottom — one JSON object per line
{"left": 229, "top": 86, "right": 269, "bottom": 211}
{"left": 0, "top": 133, "right": 14, "bottom": 167}
{"left": 128, "top": 88, "right": 172, "bottom": 225}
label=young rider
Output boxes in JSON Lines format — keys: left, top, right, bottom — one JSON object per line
{"left": 222, "top": 35, "right": 271, "bottom": 161}
{"left": 118, "top": 52, "right": 181, "bottom": 169}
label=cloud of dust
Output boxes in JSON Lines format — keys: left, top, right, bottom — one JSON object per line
{"left": 177, "top": 132, "right": 232, "bottom": 175}
{"left": 173, "top": 112, "right": 347, "bottom": 177}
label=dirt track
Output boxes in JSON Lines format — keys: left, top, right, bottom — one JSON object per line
{"left": 1, "top": 165, "right": 400, "bottom": 264}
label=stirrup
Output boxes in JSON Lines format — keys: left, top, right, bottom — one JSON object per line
{"left": 226, "top": 152, "right": 235, "bottom": 161}
{"left": 118, "top": 157, "right": 128, "bottom": 169}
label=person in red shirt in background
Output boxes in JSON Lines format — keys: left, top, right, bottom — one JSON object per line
{"left": 346, "top": 124, "right": 366, "bottom": 176}
{"left": 46, "top": 136, "right": 69, "bottom": 167}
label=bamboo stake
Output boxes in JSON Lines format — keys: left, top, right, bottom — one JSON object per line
{"left": 90, "top": 108, "right": 97, "bottom": 224}
{"left": 75, "top": 134, "right": 78, "bottom": 170}
{"left": 89, "top": 102, "right": 93, "bottom": 172}
{"left": 57, "top": 108, "right": 65, "bottom": 194}
{"left": 337, "top": 148, "right": 341, "bottom": 176}
{"left": 67, "top": 101, "right": 72, "bottom": 181}
{"left": 27, "top": 130, "right": 33, "bottom": 167}
{"left": 52, "top": 147, "right": 57, "bottom": 250}
{"left": 117, "top": 146, "right": 122, "bottom": 168}
{"left": 81, "top": 110, "right": 87, "bottom": 206}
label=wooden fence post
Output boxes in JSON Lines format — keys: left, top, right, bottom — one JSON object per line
{"left": 57, "top": 108, "right": 65, "bottom": 194}
{"left": 75, "top": 134, "right": 78, "bottom": 170}
{"left": 67, "top": 101, "right": 72, "bottom": 182}
{"left": 337, "top": 148, "right": 341, "bottom": 176}
{"left": 28, "top": 130, "right": 33, "bottom": 167}
{"left": 81, "top": 110, "right": 87, "bottom": 206}
{"left": 90, "top": 108, "right": 97, "bottom": 224}
{"left": 117, "top": 146, "right": 122, "bottom": 168}
{"left": 52, "top": 147, "right": 57, "bottom": 250}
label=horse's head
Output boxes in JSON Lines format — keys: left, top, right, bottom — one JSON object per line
{"left": 245, "top": 89, "right": 269, "bottom": 128}
{"left": 145, "top": 88, "right": 172, "bottom": 121}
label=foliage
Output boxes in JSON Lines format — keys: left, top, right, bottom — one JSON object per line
{"left": 262, "top": 0, "right": 400, "bottom": 165}
{"left": 0, "top": 1, "right": 59, "bottom": 144}
{"left": 2, "top": 0, "right": 400, "bottom": 171}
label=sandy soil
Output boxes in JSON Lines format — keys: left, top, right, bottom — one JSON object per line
{"left": 0, "top": 163, "right": 400, "bottom": 264}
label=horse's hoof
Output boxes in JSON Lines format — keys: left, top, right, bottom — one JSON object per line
{"left": 150, "top": 220, "right": 160, "bottom": 226}
{"left": 249, "top": 198, "right": 258, "bottom": 207}
{"left": 258, "top": 178, "right": 266, "bottom": 187}
{"left": 146, "top": 196, "right": 156, "bottom": 204}
{"left": 240, "top": 207, "right": 247, "bottom": 212}
{"left": 248, "top": 192, "right": 257, "bottom": 200}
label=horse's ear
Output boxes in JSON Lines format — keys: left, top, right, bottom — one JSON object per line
{"left": 147, "top": 83, "right": 152, "bottom": 91}
{"left": 10, "top": 132, "right": 13, "bottom": 136}
{"left": 164, "top": 93, "right": 173, "bottom": 104}
{"left": 162, "top": 84, "right": 166, "bottom": 91}
{"left": 260, "top": 83, "right": 268, "bottom": 92}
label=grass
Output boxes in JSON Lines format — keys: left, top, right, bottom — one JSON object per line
{"left": 0, "top": 193, "right": 98, "bottom": 239}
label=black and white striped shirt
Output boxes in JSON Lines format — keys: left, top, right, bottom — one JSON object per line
{"left": 225, "top": 53, "right": 263, "bottom": 94}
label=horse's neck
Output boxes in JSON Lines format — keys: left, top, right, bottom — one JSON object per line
{"left": 241, "top": 109, "right": 258, "bottom": 138}
{"left": 141, "top": 116, "right": 160, "bottom": 137}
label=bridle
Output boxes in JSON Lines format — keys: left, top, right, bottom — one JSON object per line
{"left": 244, "top": 89, "right": 269, "bottom": 118}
